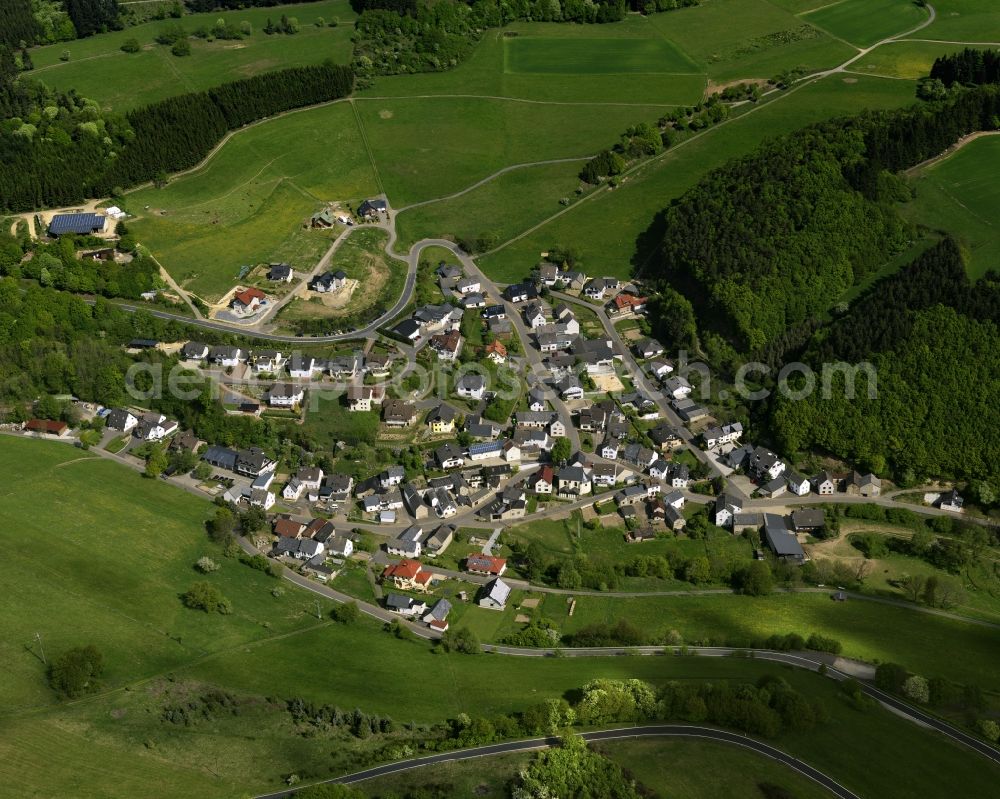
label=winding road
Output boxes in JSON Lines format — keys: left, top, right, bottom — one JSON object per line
{"left": 255, "top": 725, "right": 863, "bottom": 799}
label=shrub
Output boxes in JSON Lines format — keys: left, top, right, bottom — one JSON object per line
{"left": 875, "top": 662, "right": 908, "bottom": 693}
{"left": 805, "top": 633, "right": 842, "bottom": 654}
{"left": 195, "top": 556, "right": 219, "bottom": 573}
{"left": 332, "top": 601, "right": 360, "bottom": 624}
{"left": 121, "top": 38, "right": 140, "bottom": 53}
{"left": 182, "top": 581, "right": 232, "bottom": 614}
{"left": 903, "top": 675, "right": 930, "bottom": 704}
{"left": 977, "top": 719, "right": 1000, "bottom": 742}
{"left": 48, "top": 645, "right": 104, "bottom": 698}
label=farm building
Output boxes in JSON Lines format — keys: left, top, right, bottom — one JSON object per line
{"left": 49, "top": 213, "right": 106, "bottom": 237}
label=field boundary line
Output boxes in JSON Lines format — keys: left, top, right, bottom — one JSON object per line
{"left": 350, "top": 99, "right": 386, "bottom": 198}
{"left": 356, "top": 93, "right": 686, "bottom": 108}
{"left": 395, "top": 155, "right": 592, "bottom": 214}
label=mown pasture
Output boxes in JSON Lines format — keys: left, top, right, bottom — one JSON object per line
{"left": 802, "top": 0, "right": 928, "bottom": 49}
{"left": 27, "top": 0, "right": 356, "bottom": 111}
{"left": 901, "top": 134, "right": 1000, "bottom": 279}
{"left": 126, "top": 100, "right": 378, "bottom": 302}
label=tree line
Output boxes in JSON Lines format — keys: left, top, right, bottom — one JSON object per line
{"left": 0, "top": 61, "right": 353, "bottom": 212}
{"left": 930, "top": 48, "right": 1000, "bottom": 87}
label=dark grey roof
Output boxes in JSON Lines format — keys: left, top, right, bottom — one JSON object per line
{"left": 49, "top": 213, "right": 105, "bottom": 236}
{"left": 763, "top": 514, "right": 804, "bottom": 558}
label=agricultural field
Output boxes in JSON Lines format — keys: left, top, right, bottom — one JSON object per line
{"left": 801, "top": 0, "right": 929, "bottom": 49}
{"left": 353, "top": 738, "right": 833, "bottom": 799}
{"left": 394, "top": 160, "right": 592, "bottom": 253}
{"left": 360, "top": 18, "right": 708, "bottom": 105}
{"left": 355, "top": 95, "right": 678, "bottom": 207}
{"left": 901, "top": 134, "right": 1000, "bottom": 279}
{"left": 916, "top": 0, "right": 1000, "bottom": 42}
{"left": 125, "top": 101, "right": 378, "bottom": 302}
{"left": 478, "top": 73, "right": 919, "bottom": 281}
{"left": 0, "top": 437, "right": 336, "bottom": 713}
{"left": 503, "top": 35, "right": 699, "bottom": 74}
{"left": 852, "top": 40, "right": 1000, "bottom": 79}
{"left": 645, "top": 0, "right": 855, "bottom": 82}
{"left": 26, "top": 1, "right": 357, "bottom": 111}
{"left": 539, "top": 591, "right": 1000, "bottom": 692}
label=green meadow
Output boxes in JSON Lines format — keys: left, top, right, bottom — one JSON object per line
{"left": 126, "top": 100, "right": 378, "bottom": 301}
{"left": 853, "top": 40, "right": 1000, "bottom": 79}
{"left": 918, "top": 0, "right": 1000, "bottom": 42}
{"left": 802, "top": 0, "right": 928, "bottom": 49}
{"left": 0, "top": 438, "right": 337, "bottom": 713}
{"left": 361, "top": 19, "right": 708, "bottom": 105}
{"left": 27, "top": 0, "right": 357, "bottom": 111}
{"left": 503, "top": 35, "right": 699, "bottom": 74}
{"left": 355, "top": 95, "right": 677, "bottom": 207}
{"left": 902, "top": 134, "right": 1000, "bottom": 279}
{"left": 479, "top": 73, "right": 919, "bottom": 281}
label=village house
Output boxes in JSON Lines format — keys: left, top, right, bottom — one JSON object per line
{"left": 106, "top": 408, "right": 138, "bottom": 434}
{"left": 311, "top": 270, "right": 347, "bottom": 293}
{"left": 385, "top": 527, "right": 426, "bottom": 559}
{"left": 269, "top": 383, "right": 304, "bottom": 408}
{"left": 231, "top": 287, "right": 266, "bottom": 316}
{"left": 530, "top": 465, "right": 555, "bottom": 494}
{"left": 268, "top": 263, "right": 293, "bottom": 283}
{"left": 429, "top": 330, "right": 463, "bottom": 361}
{"left": 386, "top": 593, "right": 428, "bottom": 618}
{"left": 423, "top": 598, "right": 452, "bottom": 631}
{"left": 812, "top": 471, "right": 838, "bottom": 496}
{"left": 288, "top": 354, "right": 321, "bottom": 379}
{"left": 702, "top": 422, "right": 744, "bottom": 449}
{"left": 478, "top": 577, "right": 511, "bottom": 610}
{"left": 436, "top": 442, "right": 466, "bottom": 469}
{"left": 466, "top": 553, "right": 507, "bottom": 577}
{"left": 426, "top": 403, "right": 457, "bottom": 434}
{"left": 557, "top": 465, "right": 591, "bottom": 496}
{"left": 503, "top": 283, "right": 537, "bottom": 303}
{"left": 785, "top": 472, "right": 811, "bottom": 496}
{"left": 714, "top": 494, "right": 743, "bottom": 528}
{"left": 847, "top": 471, "right": 882, "bottom": 497}
{"left": 358, "top": 198, "right": 388, "bottom": 219}
{"left": 132, "top": 412, "right": 178, "bottom": 441}
{"left": 456, "top": 277, "right": 480, "bottom": 294}
{"left": 484, "top": 339, "right": 508, "bottom": 364}
{"left": 181, "top": 341, "right": 209, "bottom": 361}
{"left": 382, "top": 399, "right": 418, "bottom": 427}
{"left": 606, "top": 292, "right": 648, "bottom": 317}
{"left": 456, "top": 373, "right": 486, "bottom": 400}
{"left": 763, "top": 514, "right": 805, "bottom": 564}
{"left": 347, "top": 385, "right": 385, "bottom": 411}
{"left": 425, "top": 524, "right": 456, "bottom": 556}
{"left": 208, "top": 345, "right": 243, "bottom": 368}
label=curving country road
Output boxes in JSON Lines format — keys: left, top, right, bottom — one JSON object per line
{"left": 255, "top": 725, "right": 862, "bottom": 799}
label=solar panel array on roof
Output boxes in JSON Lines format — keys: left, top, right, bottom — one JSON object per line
{"left": 49, "top": 213, "right": 106, "bottom": 236}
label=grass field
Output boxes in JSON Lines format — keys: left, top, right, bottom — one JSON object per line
{"left": 541, "top": 591, "right": 1000, "bottom": 691}
{"left": 394, "top": 160, "right": 590, "bottom": 252}
{"left": 0, "top": 438, "right": 336, "bottom": 713}
{"left": 852, "top": 40, "right": 1000, "bottom": 79}
{"left": 354, "top": 738, "right": 834, "bottom": 798}
{"left": 901, "top": 134, "right": 1000, "bottom": 279}
{"left": 126, "top": 101, "right": 378, "bottom": 301}
{"left": 504, "top": 35, "right": 699, "bottom": 74}
{"left": 355, "top": 96, "right": 677, "bottom": 207}
{"left": 360, "top": 19, "right": 708, "bottom": 105}
{"left": 27, "top": 1, "right": 356, "bottom": 111}
{"left": 646, "top": 0, "right": 855, "bottom": 81}
{"left": 919, "top": 0, "right": 1000, "bottom": 41}
{"left": 802, "top": 0, "right": 928, "bottom": 49}
{"left": 478, "top": 73, "right": 919, "bottom": 281}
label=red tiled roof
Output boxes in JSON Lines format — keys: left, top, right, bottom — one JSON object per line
{"left": 234, "top": 287, "right": 266, "bottom": 306}
{"left": 429, "top": 618, "right": 449, "bottom": 631}
{"left": 26, "top": 419, "right": 67, "bottom": 434}
{"left": 383, "top": 558, "right": 423, "bottom": 581}
{"left": 534, "top": 465, "right": 554, "bottom": 485}
{"left": 466, "top": 554, "right": 506, "bottom": 575}
{"left": 486, "top": 340, "right": 507, "bottom": 357}
{"left": 613, "top": 293, "right": 648, "bottom": 309}
{"left": 273, "top": 519, "right": 304, "bottom": 538}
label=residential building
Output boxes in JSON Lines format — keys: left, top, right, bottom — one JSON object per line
{"left": 231, "top": 287, "right": 266, "bottom": 316}
{"left": 385, "top": 593, "right": 428, "bottom": 618}
{"left": 812, "top": 471, "right": 838, "bottom": 496}
{"left": 181, "top": 341, "right": 208, "bottom": 360}
{"left": 268, "top": 263, "right": 293, "bottom": 282}
{"left": 435, "top": 442, "right": 465, "bottom": 469}
{"left": 311, "top": 270, "right": 347, "bottom": 293}
{"left": 791, "top": 508, "right": 825, "bottom": 532}
{"left": 269, "top": 383, "right": 304, "bottom": 407}
{"left": 456, "top": 373, "right": 486, "bottom": 400}
{"left": 847, "top": 471, "right": 882, "bottom": 498}
{"left": 478, "top": 577, "right": 511, "bottom": 610}
{"left": 485, "top": 340, "right": 507, "bottom": 364}
{"left": 346, "top": 385, "right": 385, "bottom": 411}
{"left": 557, "top": 465, "right": 591, "bottom": 496}
{"left": 429, "top": 330, "right": 463, "bottom": 361}
{"left": 208, "top": 346, "right": 243, "bottom": 367}
{"left": 383, "top": 399, "right": 418, "bottom": 427}
{"left": 702, "top": 422, "right": 744, "bottom": 449}
{"left": 426, "top": 403, "right": 457, "bottom": 434}
{"left": 714, "top": 494, "right": 743, "bottom": 528}
{"left": 106, "top": 408, "right": 138, "bottom": 433}
{"left": 530, "top": 465, "right": 555, "bottom": 494}
{"left": 786, "top": 472, "right": 811, "bottom": 496}
{"left": 466, "top": 553, "right": 507, "bottom": 577}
